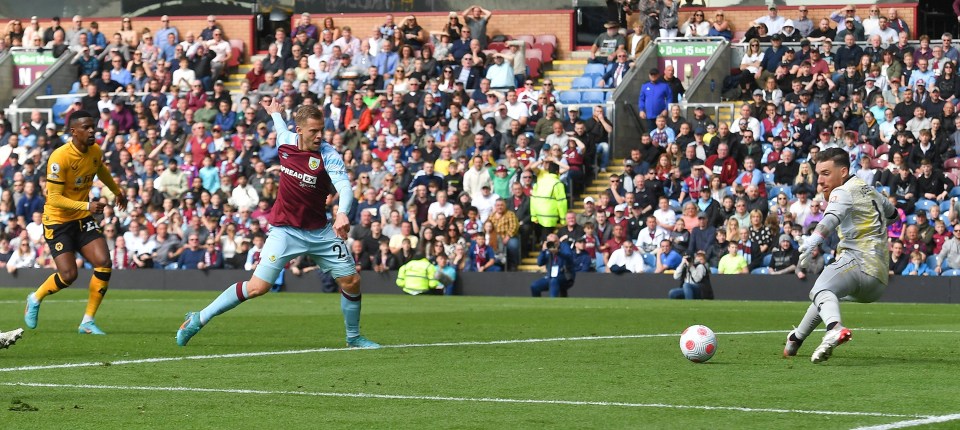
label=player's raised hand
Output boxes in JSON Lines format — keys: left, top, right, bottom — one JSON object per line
{"left": 333, "top": 212, "right": 351, "bottom": 240}
{"left": 261, "top": 98, "right": 281, "bottom": 115}
{"left": 88, "top": 200, "right": 107, "bottom": 214}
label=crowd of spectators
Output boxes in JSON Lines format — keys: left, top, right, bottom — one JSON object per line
{"left": 0, "top": 9, "right": 610, "bottom": 284}
{"left": 5, "top": 6, "right": 960, "bottom": 284}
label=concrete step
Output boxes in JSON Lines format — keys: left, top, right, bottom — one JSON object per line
{"left": 551, "top": 62, "right": 588, "bottom": 71}
{"left": 544, "top": 70, "right": 585, "bottom": 78}
{"left": 569, "top": 51, "right": 593, "bottom": 60}
{"left": 518, "top": 265, "right": 544, "bottom": 272}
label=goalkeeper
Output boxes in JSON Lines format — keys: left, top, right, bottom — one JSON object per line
{"left": 785, "top": 148, "right": 899, "bottom": 364}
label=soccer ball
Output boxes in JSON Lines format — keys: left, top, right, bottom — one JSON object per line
{"left": 679, "top": 325, "right": 717, "bottom": 363}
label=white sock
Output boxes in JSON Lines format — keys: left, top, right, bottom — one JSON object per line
{"left": 81, "top": 314, "right": 94, "bottom": 324}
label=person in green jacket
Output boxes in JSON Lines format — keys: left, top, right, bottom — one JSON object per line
{"left": 488, "top": 164, "right": 517, "bottom": 199}
{"left": 396, "top": 256, "right": 439, "bottom": 295}
{"left": 528, "top": 160, "right": 567, "bottom": 241}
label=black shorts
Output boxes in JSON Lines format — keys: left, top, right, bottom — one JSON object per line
{"left": 44, "top": 216, "right": 104, "bottom": 258}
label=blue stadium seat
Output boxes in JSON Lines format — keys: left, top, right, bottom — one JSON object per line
{"left": 579, "top": 106, "right": 593, "bottom": 117}
{"left": 769, "top": 186, "right": 793, "bottom": 200}
{"left": 941, "top": 269, "right": 960, "bottom": 276}
{"left": 950, "top": 186, "right": 960, "bottom": 198}
{"left": 710, "top": 267, "right": 718, "bottom": 274}
{"left": 669, "top": 199, "right": 681, "bottom": 212}
{"left": 722, "top": 186, "right": 734, "bottom": 197}
{"left": 572, "top": 77, "right": 594, "bottom": 89}
{"left": 915, "top": 199, "right": 938, "bottom": 213}
{"left": 559, "top": 90, "right": 581, "bottom": 104}
{"left": 583, "top": 63, "right": 606, "bottom": 76}
{"left": 751, "top": 267, "right": 770, "bottom": 274}
{"left": 642, "top": 253, "right": 656, "bottom": 269}
{"left": 581, "top": 91, "right": 606, "bottom": 104}
{"left": 926, "top": 255, "right": 940, "bottom": 271}
{"left": 941, "top": 214, "right": 951, "bottom": 226}
{"left": 761, "top": 254, "right": 772, "bottom": 267}
{"left": 941, "top": 200, "right": 953, "bottom": 213}
{"left": 876, "top": 186, "right": 891, "bottom": 196}
{"left": 762, "top": 173, "right": 775, "bottom": 185}
{"left": 581, "top": 73, "right": 602, "bottom": 83}
{"left": 905, "top": 214, "right": 918, "bottom": 225}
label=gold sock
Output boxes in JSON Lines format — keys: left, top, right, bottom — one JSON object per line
{"left": 85, "top": 268, "right": 111, "bottom": 319}
{"left": 34, "top": 273, "right": 69, "bottom": 301}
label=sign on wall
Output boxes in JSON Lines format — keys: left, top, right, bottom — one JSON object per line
{"left": 656, "top": 42, "right": 717, "bottom": 82}
{"left": 11, "top": 51, "right": 56, "bottom": 89}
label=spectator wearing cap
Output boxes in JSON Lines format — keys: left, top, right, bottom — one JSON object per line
{"left": 638, "top": 68, "right": 672, "bottom": 131}
{"left": 485, "top": 53, "right": 513, "bottom": 88}
{"left": 923, "top": 86, "right": 947, "bottom": 120}
{"left": 759, "top": 34, "right": 786, "bottom": 75}
{"left": 752, "top": 5, "right": 786, "bottom": 35}
{"left": 687, "top": 210, "right": 717, "bottom": 257}
{"left": 835, "top": 14, "right": 865, "bottom": 42}
{"left": 768, "top": 234, "right": 799, "bottom": 275}
{"left": 590, "top": 21, "right": 625, "bottom": 65}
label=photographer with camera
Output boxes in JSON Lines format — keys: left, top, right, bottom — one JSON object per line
{"left": 530, "top": 233, "right": 576, "bottom": 297}
{"left": 669, "top": 250, "right": 714, "bottom": 299}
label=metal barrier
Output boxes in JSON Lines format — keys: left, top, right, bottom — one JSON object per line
{"left": 3, "top": 108, "right": 54, "bottom": 131}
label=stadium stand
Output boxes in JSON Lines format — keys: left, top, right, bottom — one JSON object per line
{"left": 0, "top": 4, "right": 956, "bottom": 285}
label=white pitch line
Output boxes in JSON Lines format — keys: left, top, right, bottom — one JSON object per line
{"left": 0, "top": 382, "right": 927, "bottom": 419}
{"left": 0, "top": 298, "right": 178, "bottom": 304}
{"left": 0, "top": 330, "right": 787, "bottom": 373}
{"left": 850, "top": 413, "right": 960, "bottom": 430}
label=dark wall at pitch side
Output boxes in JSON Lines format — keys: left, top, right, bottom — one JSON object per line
{"left": 1, "top": 269, "right": 958, "bottom": 303}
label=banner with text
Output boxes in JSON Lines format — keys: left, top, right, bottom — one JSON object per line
{"left": 12, "top": 51, "right": 56, "bottom": 89}
{"left": 656, "top": 42, "right": 718, "bottom": 81}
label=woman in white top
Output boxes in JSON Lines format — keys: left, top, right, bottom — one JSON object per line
{"left": 738, "top": 38, "right": 764, "bottom": 93}
{"left": 682, "top": 10, "right": 712, "bottom": 38}
{"left": 7, "top": 241, "right": 37, "bottom": 274}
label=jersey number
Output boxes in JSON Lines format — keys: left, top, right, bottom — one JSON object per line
{"left": 333, "top": 243, "right": 347, "bottom": 260}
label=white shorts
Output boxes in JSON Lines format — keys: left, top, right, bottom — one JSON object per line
{"left": 254, "top": 225, "right": 357, "bottom": 284}
{"left": 810, "top": 253, "right": 886, "bottom": 304}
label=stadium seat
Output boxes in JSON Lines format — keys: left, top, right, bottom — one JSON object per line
{"left": 710, "top": 267, "right": 718, "bottom": 274}
{"left": 572, "top": 77, "right": 594, "bottom": 89}
{"left": 906, "top": 214, "right": 918, "bottom": 225}
{"left": 535, "top": 34, "right": 557, "bottom": 47}
{"left": 948, "top": 172, "right": 960, "bottom": 187}
{"left": 579, "top": 106, "right": 593, "bottom": 117}
{"left": 941, "top": 269, "right": 960, "bottom": 276}
{"left": 534, "top": 42, "right": 555, "bottom": 62}
{"left": 526, "top": 58, "right": 542, "bottom": 78}
{"left": 858, "top": 144, "right": 876, "bottom": 158}
{"left": 915, "top": 199, "right": 938, "bottom": 213}
{"left": 642, "top": 254, "right": 656, "bottom": 269}
{"left": 228, "top": 39, "right": 244, "bottom": 68}
{"left": 940, "top": 200, "right": 953, "bottom": 213}
{"left": 926, "top": 255, "right": 944, "bottom": 272}
{"left": 941, "top": 214, "right": 951, "bottom": 225}
{"left": 669, "top": 199, "right": 681, "bottom": 212}
{"left": 559, "top": 90, "right": 581, "bottom": 104}
{"left": 761, "top": 254, "right": 772, "bottom": 267}
{"left": 762, "top": 173, "right": 775, "bottom": 185}
{"left": 876, "top": 143, "right": 891, "bottom": 156}
{"left": 751, "top": 267, "right": 770, "bottom": 274}
{"left": 722, "top": 186, "right": 733, "bottom": 197}
{"left": 950, "top": 186, "right": 960, "bottom": 198}
{"left": 876, "top": 185, "right": 890, "bottom": 196}
{"left": 870, "top": 158, "right": 888, "bottom": 170}
{"left": 487, "top": 41, "right": 507, "bottom": 51}
{"left": 581, "top": 91, "right": 606, "bottom": 104}
{"left": 944, "top": 157, "right": 960, "bottom": 173}
{"left": 769, "top": 186, "right": 793, "bottom": 200}
{"left": 525, "top": 48, "right": 543, "bottom": 62}
{"left": 584, "top": 63, "right": 607, "bottom": 76}
{"left": 515, "top": 34, "right": 535, "bottom": 47}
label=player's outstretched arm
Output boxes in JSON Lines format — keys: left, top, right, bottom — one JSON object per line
{"left": 263, "top": 99, "right": 298, "bottom": 146}
{"left": 321, "top": 144, "right": 355, "bottom": 239}
{"left": 97, "top": 164, "right": 127, "bottom": 209}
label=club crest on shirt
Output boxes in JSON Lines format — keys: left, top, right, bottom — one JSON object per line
{"left": 308, "top": 157, "right": 320, "bottom": 171}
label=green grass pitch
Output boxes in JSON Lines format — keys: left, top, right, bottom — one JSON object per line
{"left": 0, "top": 287, "right": 958, "bottom": 429}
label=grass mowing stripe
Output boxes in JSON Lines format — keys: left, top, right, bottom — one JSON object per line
{"left": 0, "top": 382, "right": 928, "bottom": 419}
{"left": 849, "top": 413, "right": 960, "bottom": 429}
{"left": 0, "top": 330, "right": 788, "bottom": 373}
{"left": 0, "top": 298, "right": 181, "bottom": 304}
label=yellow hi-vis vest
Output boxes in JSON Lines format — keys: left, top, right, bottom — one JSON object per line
{"left": 396, "top": 258, "right": 439, "bottom": 295}
{"left": 530, "top": 172, "right": 567, "bottom": 228}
